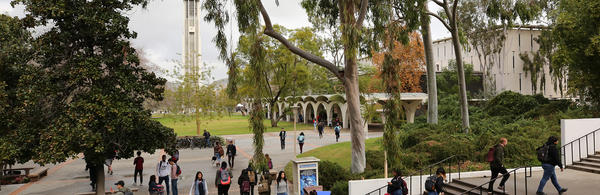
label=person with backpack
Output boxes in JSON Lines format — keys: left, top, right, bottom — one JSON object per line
{"left": 245, "top": 164, "right": 258, "bottom": 195}
{"left": 425, "top": 168, "right": 446, "bottom": 195}
{"left": 258, "top": 168, "right": 272, "bottom": 195}
{"left": 488, "top": 138, "right": 510, "bottom": 193}
{"left": 189, "top": 171, "right": 208, "bottom": 195}
{"left": 216, "top": 162, "right": 233, "bottom": 195}
{"left": 169, "top": 158, "right": 181, "bottom": 195}
{"left": 265, "top": 154, "right": 273, "bottom": 170}
{"left": 133, "top": 151, "right": 144, "bottom": 186}
{"left": 156, "top": 155, "right": 171, "bottom": 195}
{"left": 276, "top": 171, "right": 289, "bottom": 195}
{"left": 149, "top": 175, "right": 165, "bottom": 195}
{"left": 204, "top": 130, "right": 211, "bottom": 148}
{"left": 227, "top": 140, "right": 237, "bottom": 169}
{"left": 298, "top": 132, "right": 305, "bottom": 153}
{"left": 387, "top": 169, "right": 407, "bottom": 195}
{"left": 279, "top": 128, "right": 287, "bottom": 150}
{"left": 85, "top": 159, "right": 97, "bottom": 191}
{"left": 238, "top": 169, "right": 251, "bottom": 195}
{"left": 215, "top": 142, "right": 224, "bottom": 167}
{"left": 536, "top": 136, "right": 568, "bottom": 195}
{"left": 334, "top": 123, "right": 341, "bottom": 142}
{"left": 112, "top": 180, "right": 133, "bottom": 195}
{"left": 317, "top": 122, "right": 324, "bottom": 139}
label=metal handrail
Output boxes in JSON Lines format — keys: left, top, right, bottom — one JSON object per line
{"left": 560, "top": 127, "right": 600, "bottom": 167}
{"left": 459, "top": 166, "right": 533, "bottom": 195}
{"left": 365, "top": 155, "right": 467, "bottom": 195}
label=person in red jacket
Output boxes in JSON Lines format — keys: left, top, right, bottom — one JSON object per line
{"left": 133, "top": 151, "right": 144, "bottom": 186}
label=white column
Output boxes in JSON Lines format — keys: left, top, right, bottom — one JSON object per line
{"left": 402, "top": 100, "right": 421, "bottom": 123}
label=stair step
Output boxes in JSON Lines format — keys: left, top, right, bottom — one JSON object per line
{"left": 443, "top": 187, "right": 467, "bottom": 195}
{"left": 582, "top": 158, "right": 600, "bottom": 164}
{"left": 568, "top": 165, "right": 600, "bottom": 174}
{"left": 574, "top": 161, "right": 600, "bottom": 169}
{"left": 588, "top": 154, "right": 600, "bottom": 159}
{"left": 444, "top": 183, "right": 482, "bottom": 195}
{"left": 452, "top": 179, "right": 509, "bottom": 195}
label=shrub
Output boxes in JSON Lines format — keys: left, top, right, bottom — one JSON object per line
{"left": 485, "top": 91, "right": 539, "bottom": 118}
{"left": 330, "top": 180, "right": 349, "bottom": 195}
{"left": 319, "top": 161, "right": 350, "bottom": 190}
{"left": 366, "top": 150, "right": 385, "bottom": 170}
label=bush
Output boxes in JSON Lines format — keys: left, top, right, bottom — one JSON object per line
{"left": 175, "top": 136, "right": 224, "bottom": 149}
{"left": 330, "top": 180, "right": 349, "bottom": 195}
{"left": 485, "top": 91, "right": 539, "bottom": 118}
{"left": 366, "top": 150, "right": 385, "bottom": 171}
{"left": 319, "top": 161, "right": 350, "bottom": 190}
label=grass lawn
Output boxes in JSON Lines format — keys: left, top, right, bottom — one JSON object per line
{"left": 153, "top": 114, "right": 314, "bottom": 136}
{"left": 297, "top": 137, "right": 382, "bottom": 169}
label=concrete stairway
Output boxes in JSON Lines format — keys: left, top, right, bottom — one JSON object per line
{"left": 568, "top": 151, "right": 600, "bottom": 174}
{"left": 444, "top": 179, "right": 508, "bottom": 195}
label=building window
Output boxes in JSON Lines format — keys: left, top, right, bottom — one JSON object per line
{"left": 444, "top": 45, "right": 446, "bottom": 57}
{"left": 512, "top": 51, "right": 515, "bottom": 71}
{"left": 437, "top": 48, "right": 439, "bottom": 58}
{"left": 436, "top": 64, "right": 440, "bottom": 71}
{"left": 518, "top": 33, "right": 521, "bottom": 49}
{"left": 519, "top": 73, "right": 522, "bottom": 92}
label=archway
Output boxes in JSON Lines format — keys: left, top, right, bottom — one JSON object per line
{"left": 330, "top": 103, "right": 342, "bottom": 127}
{"left": 305, "top": 103, "right": 315, "bottom": 124}
{"left": 316, "top": 103, "right": 327, "bottom": 123}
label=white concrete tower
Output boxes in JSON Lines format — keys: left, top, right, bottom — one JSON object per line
{"left": 183, "top": 0, "right": 202, "bottom": 79}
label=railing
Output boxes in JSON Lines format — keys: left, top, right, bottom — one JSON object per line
{"left": 561, "top": 127, "right": 600, "bottom": 166}
{"left": 459, "top": 166, "right": 533, "bottom": 195}
{"left": 365, "top": 155, "right": 466, "bottom": 195}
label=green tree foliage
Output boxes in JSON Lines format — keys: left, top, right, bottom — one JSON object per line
{"left": 437, "top": 60, "right": 479, "bottom": 96}
{"left": 552, "top": 0, "right": 600, "bottom": 109}
{"left": 8, "top": 1, "right": 176, "bottom": 193}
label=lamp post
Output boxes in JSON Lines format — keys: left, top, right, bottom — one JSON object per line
{"left": 292, "top": 105, "right": 299, "bottom": 155}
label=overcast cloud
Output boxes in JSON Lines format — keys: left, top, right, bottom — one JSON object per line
{"left": 1, "top": 0, "right": 450, "bottom": 81}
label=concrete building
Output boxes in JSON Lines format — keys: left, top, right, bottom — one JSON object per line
{"left": 183, "top": 0, "right": 202, "bottom": 78}
{"left": 432, "top": 26, "right": 568, "bottom": 98}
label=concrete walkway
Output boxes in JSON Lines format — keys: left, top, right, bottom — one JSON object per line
{"left": 458, "top": 168, "right": 600, "bottom": 194}
{"left": 1, "top": 128, "right": 382, "bottom": 195}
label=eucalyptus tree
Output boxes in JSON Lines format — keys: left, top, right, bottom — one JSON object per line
{"left": 202, "top": 0, "right": 421, "bottom": 173}
{"left": 11, "top": 1, "right": 177, "bottom": 194}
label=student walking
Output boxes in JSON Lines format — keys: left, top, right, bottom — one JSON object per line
{"left": 170, "top": 159, "right": 180, "bottom": 195}
{"left": 156, "top": 155, "right": 171, "bottom": 195}
{"left": 334, "top": 123, "right": 341, "bottom": 142}
{"left": 203, "top": 130, "right": 211, "bottom": 148}
{"left": 317, "top": 122, "right": 324, "bottom": 139}
{"left": 536, "top": 136, "right": 568, "bottom": 195}
{"left": 276, "top": 171, "right": 289, "bottom": 195}
{"left": 265, "top": 154, "right": 273, "bottom": 170}
{"left": 245, "top": 164, "right": 258, "bottom": 195}
{"left": 297, "top": 132, "right": 305, "bottom": 153}
{"left": 425, "top": 168, "right": 446, "bottom": 195}
{"left": 313, "top": 119, "right": 317, "bottom": 131}
{"left": 189, "top": 171, "right": 208, "bottom": 195}
{"left": 227, "top": 140, "right": 237, "bottom": 168}
{"left": 216, "top": 162, "right": 233, "bottom": 195}
{"left": 133, "top": 151, "right": 144, "bottom": 186}
{"left": 488, "top": 138, "right": 510, "bottom": 193}
{"left": 279, "top": 128, "right": 287, "bottom": 150}
{"left": 387, "top": 169, "right": 407, "bottom": 195}
{"left": 214, "top": 142, "right": 224, "bottom": 167}
{"left": 258, "top": 168, "right": 272, "bottom": 195}
{"left": 85, "top": 159, "right": 97, "bottom": 191}
{"left": 238, "top": 169, "right": 251, "bottom": 195}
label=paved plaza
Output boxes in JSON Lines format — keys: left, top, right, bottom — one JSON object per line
{"left": 1, "top": 129, "right": 383, "bottom": 195}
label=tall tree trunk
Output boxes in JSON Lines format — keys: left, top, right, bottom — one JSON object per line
{"left": 95, "top": 165, "right": 105, "bottom": 195}
{"left": 196, "top": 108, "right": 201, "bottom": 136}
{"left": 421, "top": 3, "right": 438, "bottom": 124}
{"left": 344, "top": 59, "right": 366, "bottom": 173}
{"left": 450, "top": 28, "right": 471, "bottom": 132}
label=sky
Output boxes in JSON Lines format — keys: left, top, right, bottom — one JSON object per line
{"left": 0, "top": 0, "right": 450, "bottom": 81}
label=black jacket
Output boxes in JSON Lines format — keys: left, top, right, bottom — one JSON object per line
{"left": 544, "top": 142, "right": 563, "bottom": 169}
{"left": 434, "top": 176, "right": 445, "bottom": 193}
{"left": 227, "top": 144, "right": 236, "bottom": 156}
{"left": 387, "top": 176, "right": 405, "bottom": 193}
{"left": 491, "top": 144, "right": 505, "bottom": 168}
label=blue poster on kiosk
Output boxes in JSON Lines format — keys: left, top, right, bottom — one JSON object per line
{"left": 299, "top": 163, "right": 318, "bottom": 195}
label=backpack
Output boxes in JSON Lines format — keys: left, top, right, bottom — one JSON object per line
{"left": 220, "top": 169, "right": 231, "bottom": 185}
{"left": 268, "top": 160, "right": 273, "bottom": 169}
{"left": 486, "top": 146, "right": 496, "bottom": 162}
{"left": 241, "top": 180, "right": 251, "bottom": 192}
{"left": 536, "top": 144, "right": 551, "bottom": 162}
{"left": 176, "top": 165, "right": 182, "bottom": 176}
{"left": 248, "top": 170, "right": 256, "bottom": 183}
{"left": 258, "top": 175, "right": 269, "bottom": 193}
{"left": 387, "top": 177, "right": 407, "bottom": 194}
{"left": 424, "top": 176, "right": 437, "bottom": 192}
{"left": 298, "top": 136, "right": 304, "bottom": 142}
{"left": 334, "top": 126, "right": 340, "bottom": 133}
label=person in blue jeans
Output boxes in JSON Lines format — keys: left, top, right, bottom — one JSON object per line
{"left": 387, "top": 169, "right": 406, "bottom": 195}
{"left": 536, "top": 136, "right": 568, "bottom": 195}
